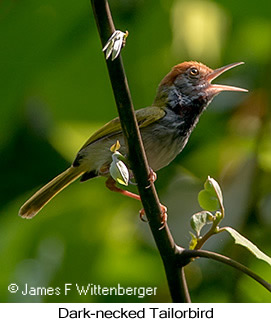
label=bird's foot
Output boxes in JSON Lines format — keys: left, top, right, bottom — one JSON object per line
{"left": 148, "top": 168, "right": 157, "bottom": 183}
{"left": 106, "top": 176, "right": 167, "bottom": 229}
{"left": 139, "top": 204, "right": 168, "bottom": 230}
{"left": 145, "top": 168, "right": 157, "bottom": 188}
{"left": 127, "top": 169, "right": 157, "bottom": 188}
{"left": 139, "top": 208, "right": 149, "bottom": 223}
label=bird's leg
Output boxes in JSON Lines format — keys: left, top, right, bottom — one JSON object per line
{"left": 105, "top": 177, "right": 141, "bottom": 200}
{"left": 105, "top": 176, "right": 167, "bottom": 229}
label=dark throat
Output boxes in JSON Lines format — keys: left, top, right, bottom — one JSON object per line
{"left": 168, "top": 95, "right": 209, "bottom": 136}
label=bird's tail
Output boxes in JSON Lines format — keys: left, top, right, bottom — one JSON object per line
{"left": 19, "top": 167, "right": 84, "bottom": 219}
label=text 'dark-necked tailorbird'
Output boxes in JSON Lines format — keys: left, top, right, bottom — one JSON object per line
{"left": 19, "top": 61, "right": 247, "bottom": 223}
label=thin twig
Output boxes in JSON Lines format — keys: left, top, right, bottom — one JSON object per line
{"left": 90, "top": 0, "right": 189, "bottom": 302}
{"left": 178, "top": 249, "right": 271, "bottom": 292}
{"left": 195, "top": 216, "right": 220, "bottom": 250}
{"left": 180, "top": 267, "right": 191, "bottom": 303}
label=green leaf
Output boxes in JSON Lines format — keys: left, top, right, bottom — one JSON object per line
{"left": 198, "top": 190, "right": 220, "bottom": 211}
{"left": 205, "top": 176, "right": 223, "bottom": 205}
{"left": 223, "top": 227, "right": 271, "bottom": 266}
{"left": 190, "top": 211, "right": 214, "bottom": 237}
{"left": 198, "top": 176, "right": 223, "bottom": 212}
{"left": 189, "top": 232, "right": 198, "bottom": 250}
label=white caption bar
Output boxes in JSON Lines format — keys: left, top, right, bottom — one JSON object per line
{"left": 1, "top": 303, "right": 268, "bottom": 322}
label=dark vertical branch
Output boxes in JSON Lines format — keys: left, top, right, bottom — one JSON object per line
{"left": 90, "top": 0, "right": 190, "bottom": 302}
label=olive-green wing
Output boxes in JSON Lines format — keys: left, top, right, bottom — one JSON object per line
{"left": 80, "top": 106, "right": 165, "bottom": 150}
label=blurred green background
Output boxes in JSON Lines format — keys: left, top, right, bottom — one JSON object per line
{"left": 0, "top": 0, "right": 270, "bottom": 302}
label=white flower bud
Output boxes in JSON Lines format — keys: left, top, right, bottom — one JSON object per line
{"left": 109, "top": 152, "right": 129, "bottom": 186}
{"left": 102, "top": 30, "right": 128, "bottom": 61}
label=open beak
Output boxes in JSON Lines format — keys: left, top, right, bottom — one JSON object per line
{"left": 207, "top": 62, "right": 248, "bottom": 94}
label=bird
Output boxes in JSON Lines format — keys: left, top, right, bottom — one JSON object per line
{"left": 19, "top": 61, "right": 247, "bottom": 220}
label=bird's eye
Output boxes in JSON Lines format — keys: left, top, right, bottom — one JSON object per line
{"left": 189, "top": 67, "right": 199, "bottom": 76}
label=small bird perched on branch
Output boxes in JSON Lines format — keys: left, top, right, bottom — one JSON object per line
{"left": 19, "top": 61, "right": 247, "bottom": 220}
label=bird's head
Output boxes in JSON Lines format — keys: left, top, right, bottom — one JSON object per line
{"left": 154, "top": 61, "right": 247, "bottom": 109}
